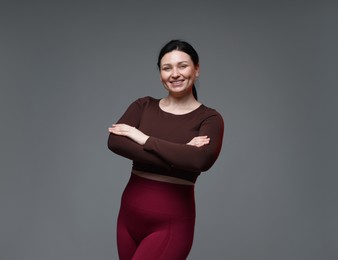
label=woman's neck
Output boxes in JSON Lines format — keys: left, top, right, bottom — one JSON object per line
{"left": 160, "top": 94, "right": 201, "bottom": 114}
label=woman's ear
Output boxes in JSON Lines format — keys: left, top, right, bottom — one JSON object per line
{"left": 195, "top": 65, "right": 200, "bottom": 77}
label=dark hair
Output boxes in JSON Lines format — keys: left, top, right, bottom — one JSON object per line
{"left": 157, "top": 40, "right": 199, "bottom": 100}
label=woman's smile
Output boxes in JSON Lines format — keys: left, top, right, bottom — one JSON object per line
{"left": 170, "top": 79, "right": 185, "bottom": 87}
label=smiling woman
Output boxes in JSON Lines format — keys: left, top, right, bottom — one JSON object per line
{"left": 107, "top": 39, "right": 224, "bottom": 259}
{"left": 157, "top": 40, "right": 200, "bottom": 102}
{"left": 160, "top": 50, "right": 199, "bottom": 99}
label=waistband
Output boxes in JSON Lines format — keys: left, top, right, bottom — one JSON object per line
{"left": 129, "top": 173, "right": 195, "bottom": 192}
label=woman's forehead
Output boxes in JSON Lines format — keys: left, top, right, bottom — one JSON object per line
{"left": 161, "top": 50, "right": 192, "bottom": 65}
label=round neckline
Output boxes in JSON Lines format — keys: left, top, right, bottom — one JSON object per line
{"left": 157, "top": 98, "right": 204, "bottom": 116}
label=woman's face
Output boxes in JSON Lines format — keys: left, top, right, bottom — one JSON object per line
{"left": 159, "top": 50, "right": 199, "bottom": 98}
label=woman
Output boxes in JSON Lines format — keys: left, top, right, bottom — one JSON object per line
{"left": 108, "top": 39, "right": 224, "bottom": 259}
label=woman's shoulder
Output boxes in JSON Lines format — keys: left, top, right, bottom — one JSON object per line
{"left": 134, "top": 96, "right": 159, "bottom": 104}
{"left": 128, "top": 96, "right": 159, "bottom": 111}
{"left": 200, "top": 103, "right": 223, "bottom": 118}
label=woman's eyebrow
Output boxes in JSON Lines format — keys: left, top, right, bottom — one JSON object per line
{"left": 162, "top": 61, "right": 189, "bottom": 66}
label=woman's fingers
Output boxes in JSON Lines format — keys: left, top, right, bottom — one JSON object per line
{"left": 187, "top": 136, "right": 210, "bottom": 147}
{"left": 109, "top": 124, "right": 131, "bottom": 135}
{"left": 109, "top": 123, "right": 149, "bottom": 145}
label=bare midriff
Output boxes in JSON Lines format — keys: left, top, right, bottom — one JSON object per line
{"left": 132, "top": 170, "right": 195, "bottom": 186}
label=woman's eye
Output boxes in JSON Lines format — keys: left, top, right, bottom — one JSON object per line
{"left": 162, "top": 67, "right": 171, "bottom": 71}
{"left": 179, "top": 65, "right": 187, "bottom": 69}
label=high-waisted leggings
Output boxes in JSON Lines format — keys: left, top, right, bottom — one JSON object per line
{"left": 117, "top": 173, "right": 196, "bottom": 260}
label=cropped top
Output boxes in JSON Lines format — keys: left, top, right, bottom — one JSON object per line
{"left": 107, "top": 96, "right": 224, "bottom": 183}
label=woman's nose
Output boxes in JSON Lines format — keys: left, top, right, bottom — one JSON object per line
{"left": 171, "top": 67, "right": 180, "bottom": 77}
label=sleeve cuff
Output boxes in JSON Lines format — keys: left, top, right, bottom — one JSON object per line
{"left": 143, "top": 136, "right": 155, "bottom": 151}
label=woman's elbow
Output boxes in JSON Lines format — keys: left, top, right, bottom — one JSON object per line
{"left": 195, "top": 152, "right": 220, "bottom": 172}
{"left": 107, "top": 134, "right": 118, "bottom": 152}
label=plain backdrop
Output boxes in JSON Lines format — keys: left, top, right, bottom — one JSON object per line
{"left": 1, "top": 1, "right": 337, "bottom": 259}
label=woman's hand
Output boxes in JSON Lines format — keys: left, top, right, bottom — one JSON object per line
{"left": 109, "top": 124, "right": 149, "bottom": 145}
{"left": 187, "top": 136, "right": 210, "bottom": 147}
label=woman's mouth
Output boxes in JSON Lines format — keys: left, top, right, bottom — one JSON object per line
{"left": 170, "top": 80, "right": 184, "bottom": 86}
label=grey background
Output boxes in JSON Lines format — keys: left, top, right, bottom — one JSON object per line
{"left": 1, "top": 0, "right": 337, "bottom": 259}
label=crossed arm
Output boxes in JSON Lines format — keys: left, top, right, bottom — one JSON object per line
{"left": 107, "top": 98, "right": 223, "bottom": 172}
{"left": 108, "top": 117, "right": 223, "bottom": 172}
{"left": 109, "top": 124, "right": 210, "bottom": 147}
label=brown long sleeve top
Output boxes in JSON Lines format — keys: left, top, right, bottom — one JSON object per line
{"left": 107, "top": 96, "right": 224, "bottom": 183}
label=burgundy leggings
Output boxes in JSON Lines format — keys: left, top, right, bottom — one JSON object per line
{"left": 117, "top": 173, "right": 196, "bottom": 260}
